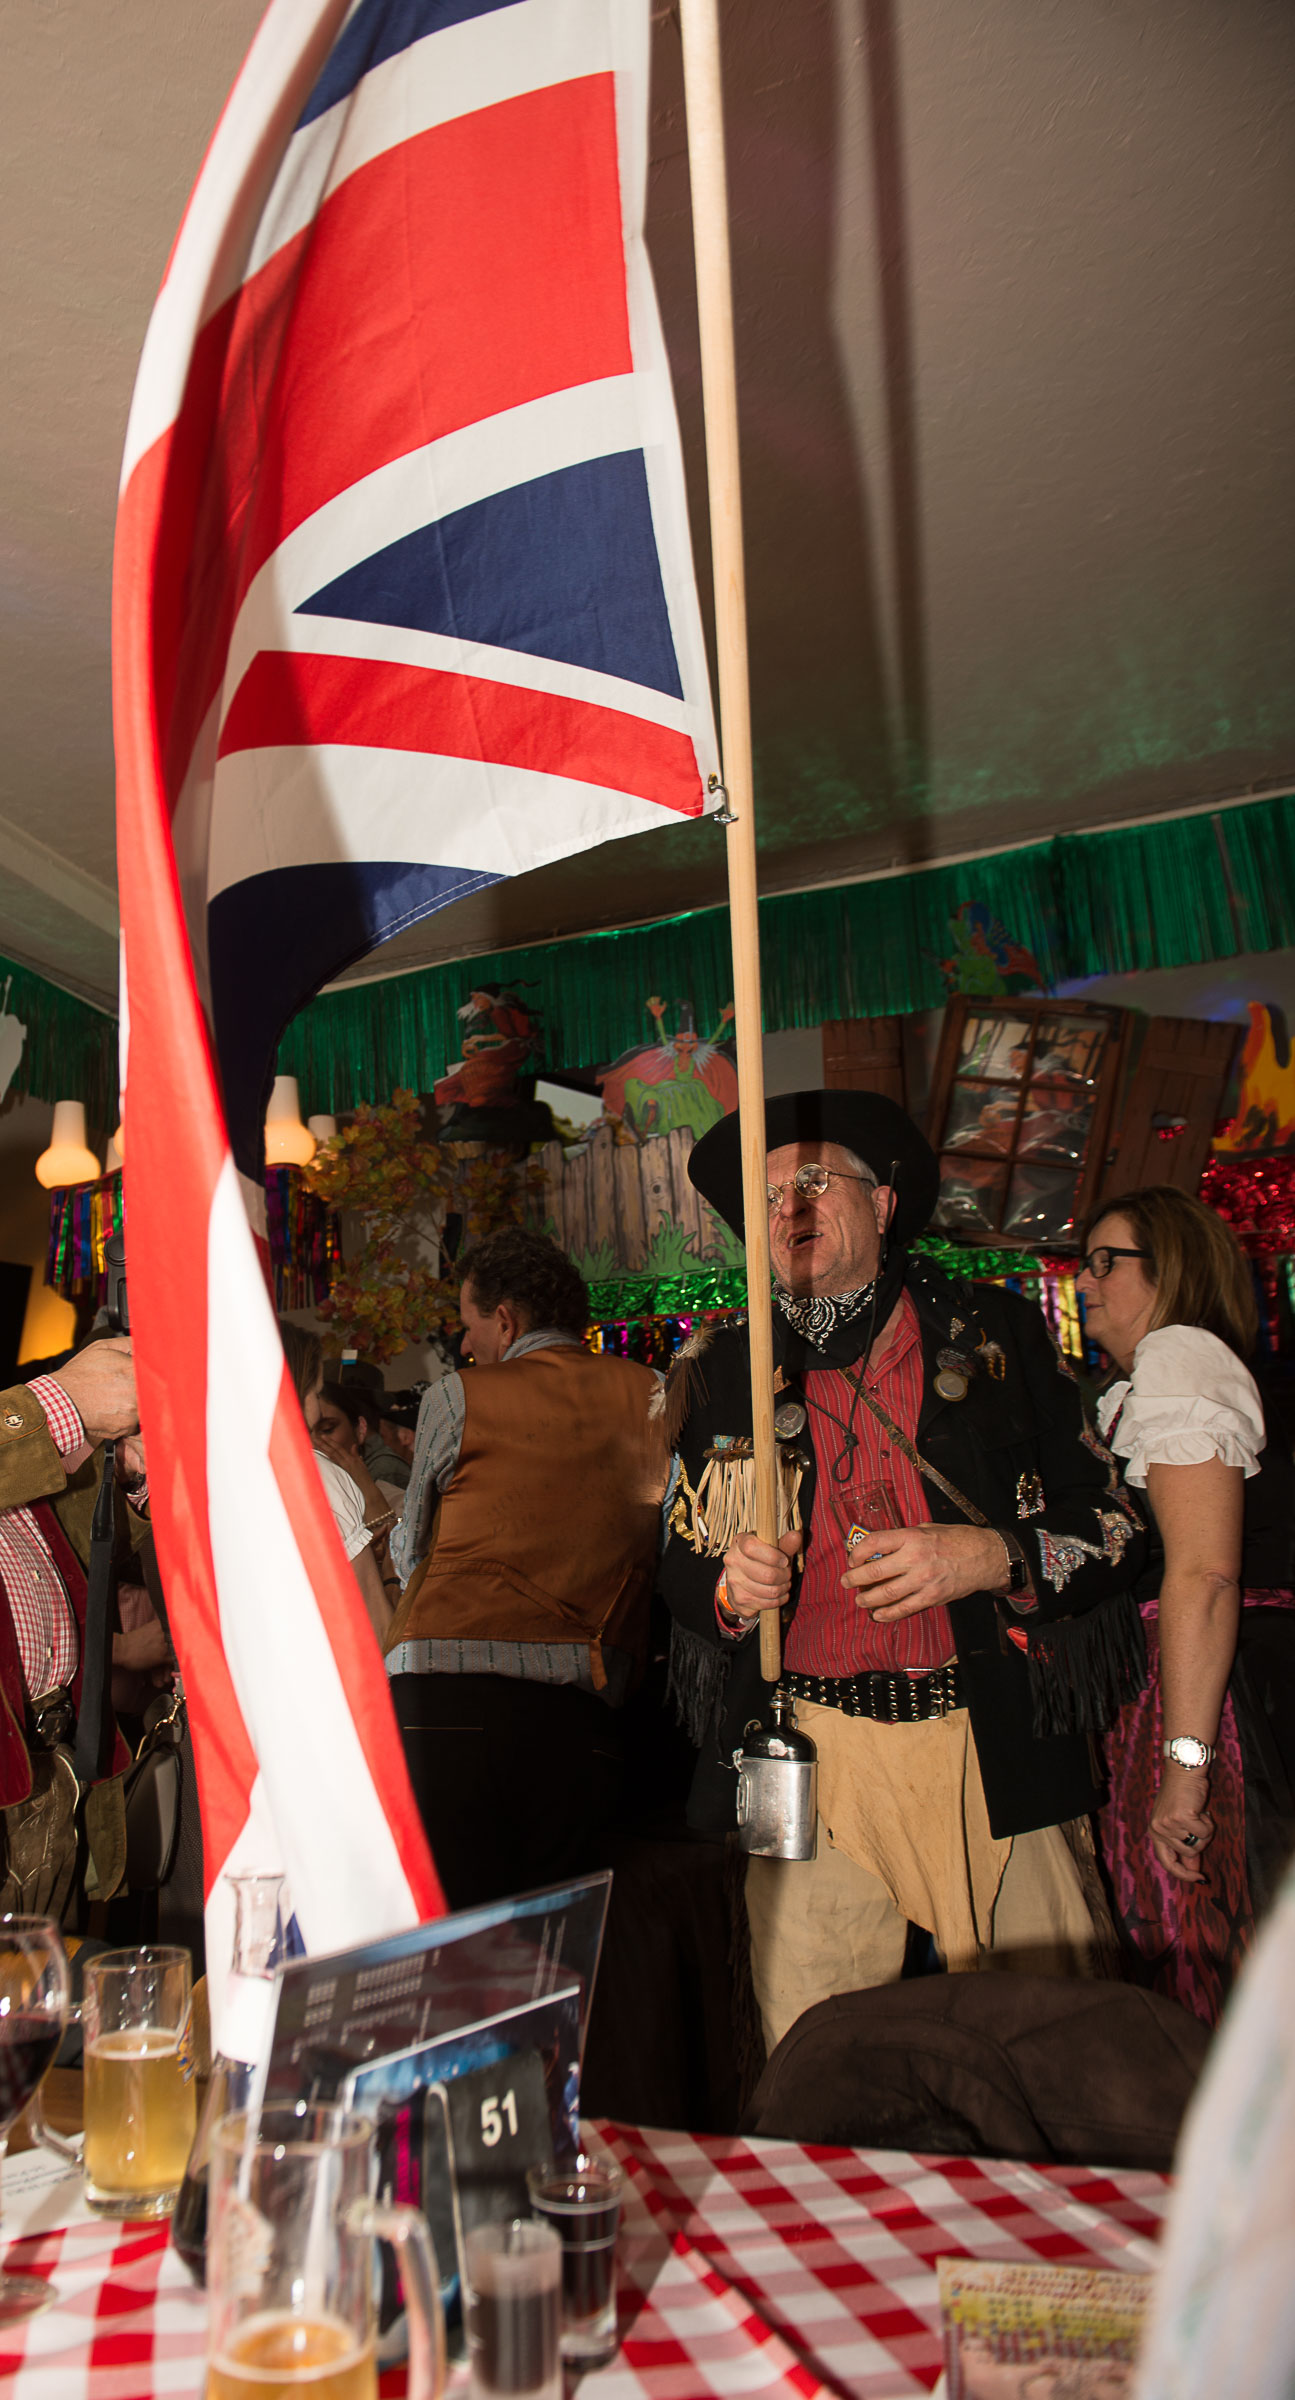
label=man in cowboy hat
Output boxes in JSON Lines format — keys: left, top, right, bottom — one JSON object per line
{"left": 660, "top": 1090, "right": 1146, "bottom": 2053}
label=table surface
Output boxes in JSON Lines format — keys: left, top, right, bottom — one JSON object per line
{"left": 0, "top": 2101, "right": 1169, "bottom": 2400}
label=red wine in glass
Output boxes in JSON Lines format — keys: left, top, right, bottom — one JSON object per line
{"left": 0, "top": 1915, "right": 70, "bottom": 2320}
{"left": 0, "top": 2020, "right": 61, "bottom": 2129}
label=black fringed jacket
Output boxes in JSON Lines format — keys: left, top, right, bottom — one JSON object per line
{"left": 659, "top": 1260, "right": 1147, "bottom": 1842}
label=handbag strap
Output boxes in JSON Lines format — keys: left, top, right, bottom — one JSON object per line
{"left": 835, "top": 1368, "right": 991, "bottom": 1529}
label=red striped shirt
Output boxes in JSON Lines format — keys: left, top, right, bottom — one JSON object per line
{"left": 784, "top": 1294, "right": 957, "bottom": 1676}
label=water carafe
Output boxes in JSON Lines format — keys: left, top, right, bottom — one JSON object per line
{"left": 171, "top": 1870, "right": 284, "bottom": 2282}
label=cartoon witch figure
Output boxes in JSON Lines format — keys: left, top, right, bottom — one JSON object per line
{"left": 434, "top": 983, "right": 553, "bottom": 1147}
{"left": 598, "top": 996, "right": 738, "bottom": 1138}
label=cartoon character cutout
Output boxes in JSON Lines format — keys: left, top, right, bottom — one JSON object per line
{"left": 598, "top": 996, "right": 738, "bottom": 1137}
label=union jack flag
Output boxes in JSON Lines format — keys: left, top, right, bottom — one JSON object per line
{"left": 114, "top": 0, "right": 718, "bottom": 2023}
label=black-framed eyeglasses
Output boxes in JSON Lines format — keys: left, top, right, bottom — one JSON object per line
{"left": 1079, "top": 1245, "right": 1152, "bottom": 1280}
{"left": 767, "top": 1161, "right": 877, "bottom": 1212}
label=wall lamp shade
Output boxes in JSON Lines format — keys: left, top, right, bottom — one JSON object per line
{"left": 307, "top": 1114, "right": 338, "bottom": 1145}
{"left": 36, "top": 1101, "right": 102, "bottom": 1189}
{"left": 265, "top": 1076, "right": 317, "bottom": 1168}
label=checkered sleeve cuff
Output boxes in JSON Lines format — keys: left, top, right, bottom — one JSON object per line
{"left": 27, "top": 1374, "right": 87, "bottom": 1459}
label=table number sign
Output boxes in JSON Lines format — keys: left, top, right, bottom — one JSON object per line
{"left": 258, "top": 1876, "right": 609, "bottom": 2343}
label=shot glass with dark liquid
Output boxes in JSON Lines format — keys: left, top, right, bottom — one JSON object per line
{"left": 465, "top": 2219, "right": 562, "bottom": 2400}
{"left": 526, "top": 2154, "right": 624, "bottom": 2372}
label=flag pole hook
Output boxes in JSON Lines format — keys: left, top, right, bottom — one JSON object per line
{"left": 680, "top": 0, "right": 780, "bottom": 1684}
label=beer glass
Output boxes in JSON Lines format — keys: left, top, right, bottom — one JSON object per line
{"left": 208, "top": 2108, "right": 445, "bottom": 2400}
{"left": 82, "top": 1944, "right": 196, "bottom": 2217}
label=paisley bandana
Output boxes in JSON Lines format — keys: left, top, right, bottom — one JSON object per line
{"left": 774, "top": 1281, "right": 876, "bottom": 1344}
{"left": 772, "top": 1245, "right": 909, "bottom": 1370}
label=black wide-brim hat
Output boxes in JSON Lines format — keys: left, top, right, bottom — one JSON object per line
{"left": 688, "top": 1089, "right": 940, "bottom": 1249}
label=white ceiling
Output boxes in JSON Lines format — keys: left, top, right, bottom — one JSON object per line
{"left": 4, "top": 0, "right": 1294, "bottom": 1012}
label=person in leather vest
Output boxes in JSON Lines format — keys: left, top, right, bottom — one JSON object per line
{"left": 387, "top": 1229, "right": 669, "bottom": 1908}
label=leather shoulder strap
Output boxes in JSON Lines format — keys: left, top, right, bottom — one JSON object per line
{"left": 837, "top": 1367, "right": 990, "bottom": 1528}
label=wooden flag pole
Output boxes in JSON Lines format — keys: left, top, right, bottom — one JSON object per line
{"left": 679, "top": 0, "right": 781, "bottom": 1685}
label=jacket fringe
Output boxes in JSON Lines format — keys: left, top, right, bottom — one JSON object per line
{"left": 690, "top": 1450, "right": 803, "bottom": 1557}
{"left": 1023, "top": 1592, "right": 1147, "bottom": 1738}
{"left": 666, "top": 1620, "right": 732, "bottom": 1753}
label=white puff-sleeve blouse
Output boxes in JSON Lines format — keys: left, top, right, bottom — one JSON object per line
{"left": 1096, "top": 1324, "right": 1265, "bottom": 1488}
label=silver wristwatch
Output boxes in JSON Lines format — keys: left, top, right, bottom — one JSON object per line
{"left": 1163, "top": 1736, "right": 1216, "bottom": 1770}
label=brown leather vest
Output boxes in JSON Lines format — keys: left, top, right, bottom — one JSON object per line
{"left": 388, "top": 1346, "right": 667, "bottom": 1687}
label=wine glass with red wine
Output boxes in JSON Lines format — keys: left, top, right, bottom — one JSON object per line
{"left": 0, "top": 1916, "right": 70, "bottom": 2318}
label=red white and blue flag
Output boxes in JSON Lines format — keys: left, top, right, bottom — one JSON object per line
{"left": 113, "top": 0, "right": 718, "bottom": 2019}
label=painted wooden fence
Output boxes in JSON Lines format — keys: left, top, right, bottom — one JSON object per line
{"left": 533, "top": 1123, "right": 731, "bottom": 1274}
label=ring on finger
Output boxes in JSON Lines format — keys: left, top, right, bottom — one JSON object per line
{"left": 1181, "top": 1832, "right": 1200, "bottom": 1848}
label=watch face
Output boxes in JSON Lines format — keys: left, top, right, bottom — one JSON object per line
{"left": 1169, "top": 1736, "right": 1210, "bottom": 1769}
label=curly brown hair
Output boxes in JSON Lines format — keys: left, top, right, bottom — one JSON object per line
{"left": 455, "top": 1228, "right": 588, "bottom": 1338}
{"left": 1084, "top": 1185, "right": 1258, "bottom": 1358}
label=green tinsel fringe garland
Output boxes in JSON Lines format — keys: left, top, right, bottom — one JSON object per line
{"left": 585, "top": 1265, "right": 750, "bottom": 1321}
{"left": 581, "top": 1239, "right": 1051, "bottom": 1329}
{"left": 6, "top": 795, "right": 1284, "bottom": 1149}
{"left": 0, "top": 952, "right": 117, "bottom": 1135}
{"left": 277, "top": 791, "right": 1295, "bottom": 1113}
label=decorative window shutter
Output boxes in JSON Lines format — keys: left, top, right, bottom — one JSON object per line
{"left": 822, "top": 1017, "right": 907, "bottom": 1105}
{"left": 1099, "top": 1017, "right": 1239, "bottom": 1203}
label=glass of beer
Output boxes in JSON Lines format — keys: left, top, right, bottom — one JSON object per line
{"left": 82, "top": 1944, "right": 196, "bottom": 2217}
{"left": 207, "top": 2107, "right": 445, "bottom": 2400}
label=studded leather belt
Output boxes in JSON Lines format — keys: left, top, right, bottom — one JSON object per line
{"left": 783, "top": 1661, "right": 964, "bottom": 1723}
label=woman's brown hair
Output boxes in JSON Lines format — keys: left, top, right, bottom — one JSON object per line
{"left": 279, "top": 1317, "right": 323, "bottom": 1408}
{"left": 1084, "top": 1186, "right": 1258, "bottom": 1357}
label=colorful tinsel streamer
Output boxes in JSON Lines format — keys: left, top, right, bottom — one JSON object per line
{"left": 1200, "top": 1154, "right": 1295, "bottom": 1255}
{"left": 585, "top": 1265, "right": 748, "bottom": 1325}
{"left": 46, "top": 1172, "right": 123, "bottom": 1302}
{"left": 474, "top": 1179, "right": 1295, "bottom": 1368}
{"left": 266, "top": 1166, "right": 344, "bottom": 1313}
{"left": 584, "top": 1313, "right": 731, "bottom": 1370}
{"left": 252, "top": 1160, "right": 1295, "bottom": 1364}
{"left": 580, "top": 1242, "right": 1094, "bottom": 1368}
{"left": 1198, "top": 1152, "right": 1295, "bottom": 1354}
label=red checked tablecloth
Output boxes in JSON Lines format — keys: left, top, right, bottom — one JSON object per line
{"left": 0, "top": 2122, "right": 1168, "bottom": 2400}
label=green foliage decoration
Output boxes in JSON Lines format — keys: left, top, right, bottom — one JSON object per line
{"left": 302, "top": 1088, "right": 541, "bottom": 1360}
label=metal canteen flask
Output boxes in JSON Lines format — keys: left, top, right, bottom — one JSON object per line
{"left": 734, "top": 1688, "right": 818, "bottom": 1859}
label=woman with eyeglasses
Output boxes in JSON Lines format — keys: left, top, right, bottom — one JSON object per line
{"left": 1075, "top": 1187, "right": 1295, "bottom": 2025}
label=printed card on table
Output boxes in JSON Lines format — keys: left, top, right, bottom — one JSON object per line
{"left": 938, "top": 2258, "right": 1154, "bottom": 2400}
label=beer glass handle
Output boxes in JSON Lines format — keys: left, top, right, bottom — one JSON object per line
{"left": 357, "top": 2199, "right": 445, "bottom": 2400}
